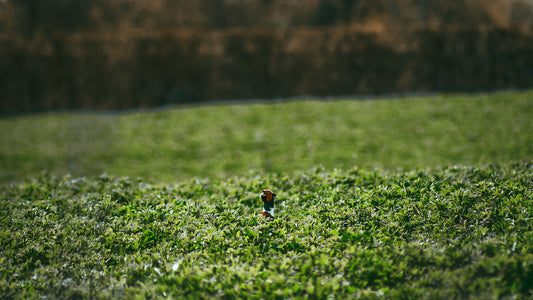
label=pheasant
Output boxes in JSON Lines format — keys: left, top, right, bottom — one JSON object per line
{"left": 260, "top": 190, "right": 276, "bottom": 220}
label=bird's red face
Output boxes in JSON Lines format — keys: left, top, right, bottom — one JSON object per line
{"left": 261, "top": 190, "right": 274, "bottom": 202}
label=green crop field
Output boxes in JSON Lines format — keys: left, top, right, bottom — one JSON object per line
{"left": 1, "top": 164, "right": 532, "bottom": 299}
{"left": 1, "top": 91, "right": 532, "bottom": 299}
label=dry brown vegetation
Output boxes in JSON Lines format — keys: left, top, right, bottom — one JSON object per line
{"left": 1, "top": 0, "right": 533, "bottom": 113}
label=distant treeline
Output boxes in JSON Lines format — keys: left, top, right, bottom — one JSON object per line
{"left": 1, "top": 0, "right": 533, "bottom": 113}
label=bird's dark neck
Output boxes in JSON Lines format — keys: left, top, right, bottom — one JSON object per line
{"left": 263, "top": 200, "right": 274, "bottom": 217}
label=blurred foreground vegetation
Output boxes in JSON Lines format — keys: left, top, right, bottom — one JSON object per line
{"left": 1, "top": 91, "right": 532, "bottom": 184}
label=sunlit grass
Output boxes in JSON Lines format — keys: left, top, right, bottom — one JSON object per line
{"left": 1, "top": 90, "right": 532, "bottom": 184}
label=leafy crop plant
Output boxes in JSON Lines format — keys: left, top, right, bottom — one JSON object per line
{"left": 1, "top": 161, "right": 532, "bottom": 299}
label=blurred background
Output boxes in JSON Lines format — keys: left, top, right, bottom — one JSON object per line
{"left": 1, "top": 0, "right": 533, "bottom": 114}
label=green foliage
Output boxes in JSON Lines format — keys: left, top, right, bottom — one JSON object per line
{"left": 0, "top": 91, "right": 532, "bottom": 298}
{"left": 1, "top": 91, "right": 533, "bottom": 184}
{"left": 1, "top": 162, "right": 532, "bottom": 299}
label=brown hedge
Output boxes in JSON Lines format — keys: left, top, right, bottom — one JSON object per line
{"left": 1, "top": 27, "right": 533, "bottom": 113}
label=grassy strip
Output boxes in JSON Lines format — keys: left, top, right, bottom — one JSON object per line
{"left": 1, "top": 162, "right": 532, "bottom": 299}
{"left": 1, "top": 91, "right": 532, "bottom": 184}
